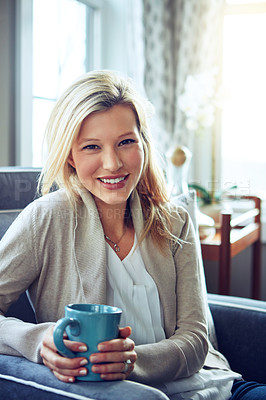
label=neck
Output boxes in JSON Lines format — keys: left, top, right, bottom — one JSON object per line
{"left": 95, "top": 200, "right": 131, "bottom": 239}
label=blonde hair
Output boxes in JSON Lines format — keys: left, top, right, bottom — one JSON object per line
{"left": 39, "top": 70, "right": 174, "bottom": 250}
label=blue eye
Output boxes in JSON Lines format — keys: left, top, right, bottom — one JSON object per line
{"left": 119, "top": 139, "right": 135, "bottom": 146}
{"left": 83, "top": 144, "right": 100, "bottom": 150}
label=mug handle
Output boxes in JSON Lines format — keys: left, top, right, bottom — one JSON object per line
{"left": 53, "top": 317, "right": 80, "bottom": 358}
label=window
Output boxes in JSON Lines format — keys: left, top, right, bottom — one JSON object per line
{"left": 221, "top": 1, "right": 266, "bottom": 199}
{"left": 16, "top": 0, "right": 102, "bottom": 166}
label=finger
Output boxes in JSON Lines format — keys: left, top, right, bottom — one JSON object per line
{"left": 42, "top": 349, "right": 89, "bottom": 382}
{"left": 97, "top": 337, "right": 135, "bottom": 353}
{"left": 92, "top": 360, "right": 135, "bottom": 380}
{"left": 53, "top": 369, "right": 76, "bottom": 383}
{"left": 119, "top": 326, "right": 132, "bottom": 338}
{"left": 43, "top": 326, "right": 88, "bottom": 354}
{"left": 90, "top": 349, "right": 137, "bottom": 365}
{"left": 41, "top": 345, "right": 88, "bottom": 371}
{"left": 63, "top": 339, "right": 88, "bottom": 353}
{"left": 44, "top": 357, "right": 88, "bottom": 379}
{"left": 45, "top": 339, "right": 88, "bottom": 354}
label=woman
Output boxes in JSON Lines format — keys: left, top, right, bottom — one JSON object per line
{"left": 0, "top": 70, "right": 264, "bottom": 399}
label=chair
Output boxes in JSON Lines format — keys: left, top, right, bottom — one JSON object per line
{"left": 201, "top": 196, "right": 261, "bottom": 299}
{"left": 0, "top": 166, "right": 42, "bottom": 239}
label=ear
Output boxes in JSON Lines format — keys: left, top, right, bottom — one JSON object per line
{"left": 68, "top": 151, "right": 76, "bottom": 169}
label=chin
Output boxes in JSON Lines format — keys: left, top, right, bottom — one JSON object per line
{"left": 94, "top": 192, "right": 130, "bottom": 206}
{"left": 104, "top": 197, "right": 129, "bottom": 206}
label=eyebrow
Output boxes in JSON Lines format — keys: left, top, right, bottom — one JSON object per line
{"left": 78, "top": 131, "right": 137, "bottom": 144}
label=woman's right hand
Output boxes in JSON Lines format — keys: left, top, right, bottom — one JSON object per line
{"left": 40, "top": 326, "right": 89, "bottom": 383}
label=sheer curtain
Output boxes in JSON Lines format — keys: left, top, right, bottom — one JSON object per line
{"left": 141, "top": 0, "right": 225, "bottom": 185}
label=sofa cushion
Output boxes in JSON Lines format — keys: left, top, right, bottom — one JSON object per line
{"left": 0, "top": 210, "right": 21, "bottom": 240}
{"left": 6, "top": 292, "right": 36, "bottom": 324}
{"left": 0, "top": 167, "right": 41, "bottom": 210}
{"left": 0, "top": 355, "right": 168, "bottom": 400}
{"left": 208, "top": 294, "right": 266, "bottom": 383}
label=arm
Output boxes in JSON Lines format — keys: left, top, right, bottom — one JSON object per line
{"left": 130, "top": 208, "right": 209, "bottom": 384}
{"left": 0, "top": 203, "right": 53, "bottom": 362}
{"left": 0, "top": 200, "right": 138, "bottom": 382}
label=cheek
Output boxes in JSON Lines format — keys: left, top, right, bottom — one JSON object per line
{"left": 131, "top": 147, "right": 145, "bottom": 174}
{"left": 74, "top": 156, "right": 96, "bottom": 180}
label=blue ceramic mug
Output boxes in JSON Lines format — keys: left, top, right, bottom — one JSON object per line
{"left": 53, "top": 304, "right": 122, "bottom": 381}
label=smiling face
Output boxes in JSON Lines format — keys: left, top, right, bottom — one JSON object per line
{"left": 68, "top": 104, "right": 145, "bottom": 209}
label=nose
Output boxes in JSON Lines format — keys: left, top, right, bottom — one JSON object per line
{"left": 102, "top": 147, "right": 123, "bottom": 172}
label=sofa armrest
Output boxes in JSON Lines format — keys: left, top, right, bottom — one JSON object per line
{"left": 0, "top": 355, "right": 168, "bottom": 400}
{"left": 208, "top": 293, "right": 266, "bottom": 383}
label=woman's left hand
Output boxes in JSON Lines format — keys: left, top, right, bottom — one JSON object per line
{"left": 90, "top": 326, "right": 137, "bottom": 380}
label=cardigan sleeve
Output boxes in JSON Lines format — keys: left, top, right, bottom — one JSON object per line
{"left": 130, "top": 207, "right": 209, "bottom": 384}
{"left": 0, "top": 203, "right": 54, "bottom": 363}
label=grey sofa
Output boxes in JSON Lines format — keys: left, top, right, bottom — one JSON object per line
{"left": 0, "top": 167, "right": 266, "bottom": 399}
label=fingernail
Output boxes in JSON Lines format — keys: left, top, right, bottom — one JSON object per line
{"left": 79, "top": 345, "right": 87, "bottom": 352}
{"left": 79, "top": 368, "right": 87, "bottom": 376}
{"left": 98, "top": 344, "right": 106, "bottom": 351}
{"left": 68, "top": 377, "right": 75, "bottom": 383}
{"left": 90, "top": 355, "right": 97, "bottom": 362}
{"left": 80, "top": 359, "right": 88, "bottom": 366}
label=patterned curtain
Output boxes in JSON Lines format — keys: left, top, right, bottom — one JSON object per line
{"left": 142, "top": 0, "right": 225, "bottom": 183}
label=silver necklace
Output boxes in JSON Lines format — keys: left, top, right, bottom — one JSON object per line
{"left": 104, "top": 228, "right": 127, "bottom": 253}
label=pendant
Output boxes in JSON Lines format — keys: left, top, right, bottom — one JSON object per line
{"left": 104, "top": 234, "right": 121, "bottom": 252}
{"left": 113, "top": 244, "right": 120, "bottom": 252}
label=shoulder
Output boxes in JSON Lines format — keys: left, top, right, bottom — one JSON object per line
{"left": 164, "top": 202, "right": 190, "bottom": 226}
{"left": 18, "top": 189, "right": 74, "bottom": 227}
{"left": 34, "top": 189, "right": 71, "bottom": 209}
{"left": 31, "top": 189, "right": 71, "bottom": 213}
{"left": 163, "top": 201, "right": 197, "bottom": 249}
{"left": 166, "top": 190, "right": 198, "bottom": 232}
{"left": 1, "top": 190, "right": 77, "bottom": 255}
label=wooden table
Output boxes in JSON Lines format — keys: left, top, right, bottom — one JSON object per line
{"left": 201, "top": 196, "right": 261, "bottom": 299}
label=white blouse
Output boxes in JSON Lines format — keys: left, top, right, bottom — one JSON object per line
{"left": 105, "top": 236, "right": 240, "bottom": 400}
{"left": 106, "top": 234, "right": 165, "bottom": 345}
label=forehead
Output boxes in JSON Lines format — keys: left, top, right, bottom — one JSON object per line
{"left": 78, "top": 104, "right": 139, "bottom": 138}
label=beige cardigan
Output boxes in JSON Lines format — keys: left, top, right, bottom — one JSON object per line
{"left": 0, "top": 189, "right": 229, "bottom": 384}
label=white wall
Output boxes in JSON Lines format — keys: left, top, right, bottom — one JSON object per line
{"left": 0, "top": 0, "right": 16, "bottom": 166}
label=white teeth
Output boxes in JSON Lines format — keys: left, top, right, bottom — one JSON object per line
{"left": 100, "top": 176, "right": 126, "bottom": 184}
